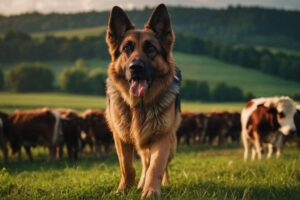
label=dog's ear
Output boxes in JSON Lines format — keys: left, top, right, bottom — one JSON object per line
{"left": 106, "top": 6, "right": 134, "bottom": 59}
{"left": 145, "top": 4, "right": 175, "bottom": 54}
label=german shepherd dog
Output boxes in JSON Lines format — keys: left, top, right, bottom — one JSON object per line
{"left": 105, "top": 4, "right": 181, "bottom": 198}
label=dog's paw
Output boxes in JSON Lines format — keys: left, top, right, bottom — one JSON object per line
{"left": 141, "top": 188, "right": 161, "bottom": 199}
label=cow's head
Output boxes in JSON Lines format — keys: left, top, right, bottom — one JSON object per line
{"left": 267, "top": 97, "right": 297, "bottom": 135}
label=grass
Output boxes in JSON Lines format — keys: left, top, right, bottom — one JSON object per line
{"left": 31, "top": 26, "right": 107, "bottom": 40}
{"left": 0, "top": 145, "right": 299, "bottom": 200}
{"left": 0, "top": 92, "right": 245, "bottom": 113}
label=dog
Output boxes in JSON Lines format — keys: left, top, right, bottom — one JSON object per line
{"left": 105, "top": 4, "right": 181, "bottom": 198}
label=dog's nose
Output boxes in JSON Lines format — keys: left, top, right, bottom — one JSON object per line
{"left": 129, "top": 60, "right": 144, "bottom": 72}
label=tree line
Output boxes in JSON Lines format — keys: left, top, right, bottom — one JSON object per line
{"left": 1, "top": 6, "right": 300, "bottom": 49}
{"left": 0, "top": 61, "right": 253, "bottom": 102}
{"left": 1, "top": 31, "right": 300, "bottom": 83}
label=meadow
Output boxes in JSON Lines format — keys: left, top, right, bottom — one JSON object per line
{"left": 0, "top": 145, "right": 299, "bottom": 200}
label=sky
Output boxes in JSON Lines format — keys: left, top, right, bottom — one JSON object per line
{"left": 0, "top": 0, "right": 300, "bottom": 16}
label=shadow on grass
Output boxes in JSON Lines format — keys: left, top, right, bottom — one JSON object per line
{"left": 1, "top": 153, "right": 120, "bottom": 174}
{"left": 164, "top": 181, "right": 300, "bottom": 200}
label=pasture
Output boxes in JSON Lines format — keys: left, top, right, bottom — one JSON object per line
{"left": 0, "top": 145, "right": 299, "bottom": 200}
{"left": 0, "top": 92, "right": 244, "bottom": 113}
{"left": 0, "top": 92, "right": 300, "bottom": 199}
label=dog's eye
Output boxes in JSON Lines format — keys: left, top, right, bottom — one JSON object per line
{"left": 144, "top": 43, "right": 156, "bottom": 54}
{"left": 123, "top": 42, "right": 134, "bottom": 54}
{"left": 278, "top": 112, "right": 285, "bottom": 119}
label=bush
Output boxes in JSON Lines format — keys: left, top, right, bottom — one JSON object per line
{"left": 6, "top": 63, "right": 54, "bottom": 92}
{"left": 212, "top": 82, "right": 244, "bottom": 102}
{"left": 59, "top": 64, "right": 89, "bottom": 94}
{"left": 87, "top": 69, "right": 107, "bottom": 95}
{"left": 181, "top": 79, "right": 210, "bottom": 101}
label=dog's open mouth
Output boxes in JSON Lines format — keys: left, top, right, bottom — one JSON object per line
{"left": 130, "top": 80, "right": 149, "bottom": 97}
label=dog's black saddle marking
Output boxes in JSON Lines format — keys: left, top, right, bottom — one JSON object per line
{"left": 174, "top": 67, "right": 181, "bottom": 113}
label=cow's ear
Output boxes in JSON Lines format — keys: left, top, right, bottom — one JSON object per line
{"left": 106, "top": 6, "right": 134, "bottom": 59}
{"left": 145, "top": 4, "right": 175, "bottom": 54}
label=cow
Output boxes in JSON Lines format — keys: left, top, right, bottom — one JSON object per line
{"left": 201, "top": 111, "right": 230, "bottom": 145}
{"left": 81, "top": 109, "right": 113, "bottom": 156}
{"left": 0, "top": 111, "right": 9, "bottom": 163}
{"left": 241, "top": 97, "right": 297, "bottom": 161}
{"left": 177, "top": 112, "right": 199, "bottom": 145}
{"left": 224, "top": 111, "right": 241, "bottom": 144}
{"left": 7, "top": 108, "right": 62, "bottom": 161}
{"left": 295, "top": 106, "right": 300, "bottom": 149}
{"left": 55, "top": 109, "right": 83, "bottom": 160}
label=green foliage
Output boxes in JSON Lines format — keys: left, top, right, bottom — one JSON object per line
{"left": 88, "top": 68, "right": 106, "bottom": 95}
{"left": 212, "top": 82, "right": 244, "bottom": 102}
{"left": 59, "top": 64, "right": 89, "bottom": 94}
{"left": 6, "top": 63, "right": 54, "bottom": 92}
{"left": 181, "top": 79, "right": 210, "bottom": 101}
{"left": 59, "top": 59, "right": 107, "bottom": 95}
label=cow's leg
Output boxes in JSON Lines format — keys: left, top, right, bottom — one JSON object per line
{"left": 251, "top": 147, "right": 256, "bottom": 161}
{"left": 137, "top": 149, "right": 150, "bottom": 190}
{"left": 253, "top": 138, "right": 262, "bottom": 160}
{"left": 242, "top": 131, "right": 249, "bottom": 161}
{"left": 24, "top": 145, "right": 33, "bottom": 161}
{"left": 275, "top": 135, "right": 283, "bottom": 159}
{"left": 114, "top": 135, "right": 135, "bottom": 193}
{"left": 267, "top": 143, "right": 273, "bottom": 159}
{"left": 142, "top": 134, "right": 172, "bottom": 198}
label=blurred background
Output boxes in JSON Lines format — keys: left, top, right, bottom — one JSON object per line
{"left": 0, "top": 0, "right": 300, "bottom": 112}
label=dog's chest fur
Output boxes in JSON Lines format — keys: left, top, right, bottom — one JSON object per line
{"left": 106, "top": 79, "right": 179, "bottom": 148}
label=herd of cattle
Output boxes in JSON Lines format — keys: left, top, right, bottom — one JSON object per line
{"left": 0, "top": 96, "right": 299, "bottom": 163}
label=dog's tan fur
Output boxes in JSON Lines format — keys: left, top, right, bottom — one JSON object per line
{"left": 105, "top": 4, "right": 181, "bottom": 198}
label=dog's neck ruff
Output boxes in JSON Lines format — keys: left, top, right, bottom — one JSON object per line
{"left": 106, "top": 69, "right": 181, "bottom": 113}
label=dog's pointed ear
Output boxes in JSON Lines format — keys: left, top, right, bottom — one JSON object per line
{"left": 145, "top": 4, "right": 175, "bottom": 54}
{"left": 106, "top": 6, "right": 134, "bottom": 59}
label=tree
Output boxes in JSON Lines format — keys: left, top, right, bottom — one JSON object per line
{"left": 59, "top": 63, "right": 90, "bottom": 94}
{"left": 6, "top": 63, "right": 54, "bottom": 92}
{"left": 88, "top": 68, "right": 107, "bottom": 96}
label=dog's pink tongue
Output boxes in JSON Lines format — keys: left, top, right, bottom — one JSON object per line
{"left": 130, "top": 80, "right": 148, "bottom": 97}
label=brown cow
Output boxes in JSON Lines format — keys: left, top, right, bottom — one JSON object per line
{"left": 56, "top": 109, "right": 83, "bottom": 159}
{"left": 81, "top": 109, "right": 113, "bottom": 156}
{"left": 224, "top": 111, "right": 241, "bottom": 144}
{"left": 176, "top": 112, "right": 199, "bottom": 145}
{"left": 0, "top": 111, "right": 9, "bottom": 163}
{"left": 7, "top": 108, "right": 62, "bottom": 161}
{"left": 241, "top": 97, "right": 297, "bottom": 161}
{"left": 201, "top": 112, "right": 230, "bottom": 145}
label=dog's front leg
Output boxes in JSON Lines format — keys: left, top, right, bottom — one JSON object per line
{"left": 113, "top": 134, "right": 136, "bottom": 193}
{"left": 142, "top": 134, "right": 171, "bottom": 198}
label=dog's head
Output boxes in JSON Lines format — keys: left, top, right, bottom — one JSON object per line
{"left": 106, "top": 4, "right": 175, "bottom": 104}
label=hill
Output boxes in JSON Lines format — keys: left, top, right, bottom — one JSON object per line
{"left": 1, "top": 6, "right": 300, "bottom": 49}
{"left": 2, "top": 52, "right": 300, "bottom": 98}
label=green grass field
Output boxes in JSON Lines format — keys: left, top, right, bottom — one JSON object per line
{"left": 0, "top": 92, "right": 245, "bottom": 113}
{"left": 0, "top": 145, "right": 299, "bottom": 200}
{"left": 32, "top": 26, "right": 107, "bottom": 40}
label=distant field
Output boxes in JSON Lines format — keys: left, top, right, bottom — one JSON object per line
{"left": 0, "top": 145, "right": 299, "bottom": 200}
{"left": 32, "top": 26, "right": 107, "bottom": 40}
{"left": 3, "top": 52, "right": 300, "bottom": 97}
{"left": 0, "top": 92, "right": 244, "bottom": 113}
